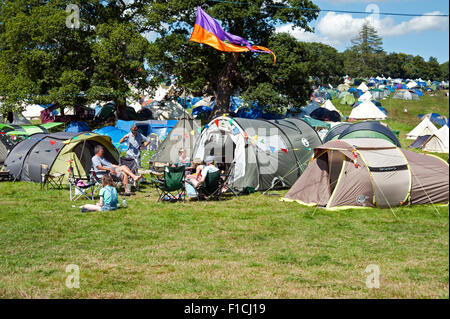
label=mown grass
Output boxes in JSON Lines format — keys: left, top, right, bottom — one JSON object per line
{"left": 0, "top": 183, "right": 448, "bottom": 298}
{"left": 0, "top": 93, "right": 448, "bottom": 299}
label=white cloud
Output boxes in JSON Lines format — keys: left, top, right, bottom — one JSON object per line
{"left": 277, "top": 11, "right": 449, "bottom": 48}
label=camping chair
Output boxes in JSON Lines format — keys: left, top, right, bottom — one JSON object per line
{"left": 0, "top": 169, "right": 13, "bottom": 182}
{"left": 150, "top": 165, "right": 186, "bottom": 202}
{"left": 68, "top": 165, "right": 95, "bottom": 201}
{"left": 194, "top": 170, "right": 224, "bottom": 201}
{"left": 40, "top": 164, "right": 64, "bottom": 191}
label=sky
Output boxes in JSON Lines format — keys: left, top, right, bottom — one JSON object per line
{"left": 277, "top": 0, "right": 449, "bottom": 63}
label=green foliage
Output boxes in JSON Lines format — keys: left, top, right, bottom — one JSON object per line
{"left": 0, "top": 0, "right": 150, "bottom": 116}
{"left": 145, "top": 0, "right": 319, "bottom": 114}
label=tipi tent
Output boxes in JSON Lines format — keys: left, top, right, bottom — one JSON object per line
{"left": 349, "top": 101, "right": 387, "bottom": 121}
{"left": 357, "top": 83, "right": 369, "bottom": 92}
{"left": 407, "top": 117, "right": 439, "bottom": 140}
{"left": 322, "top": 100, "right": 339, "bottom": 113}
{"left": 193, "top": 117, "right": 322, "bottom": 192}
{"left": 150, "top": 118, "right": 201, "bottom": 165}
{"left": 358, "top": 91, "right": 373, "bottom": 102}
{"left": 282, "top": 138, "right": 449, "bottom": 209}
{"left": 4, "top": 132, "right": 119, "bottom": 183}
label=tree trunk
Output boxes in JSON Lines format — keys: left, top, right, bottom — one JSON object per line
{"left": 210, "top": 53, "right": 244, "bottom": 120}
{"left": 114, "top": 97, "right": 128, "bottom": 120}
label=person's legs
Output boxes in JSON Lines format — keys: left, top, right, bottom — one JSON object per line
{"left": 82, "top": 204, "right": 102, "bottom": 212}
{"left": 119, "top": 165, "right": 141, "bottom": 181}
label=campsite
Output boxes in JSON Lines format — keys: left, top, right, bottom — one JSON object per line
{"left": 0, "top": 1, "right": 449, "bottom": 302}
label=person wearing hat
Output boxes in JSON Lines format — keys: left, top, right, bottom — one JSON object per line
{"left": 195, "top": 155, "right": 219, "bottom": 189}
{"left": 120, "top": 125, "right": 151, "bottom": 166}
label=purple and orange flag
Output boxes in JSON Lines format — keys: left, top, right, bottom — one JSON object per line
{"left": 189, "top": 7, "right": 276, "bottom": 63}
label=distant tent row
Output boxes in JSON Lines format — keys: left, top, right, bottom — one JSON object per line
{"left": 283, "top": 138, "right": 449, "bottom": 209}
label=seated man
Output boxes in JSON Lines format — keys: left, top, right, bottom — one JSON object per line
{"left": 92, "top": 145, "right": 142, "bottom": 195}
{"left": 194, "top": 155, "right": 219, "bottom": 190}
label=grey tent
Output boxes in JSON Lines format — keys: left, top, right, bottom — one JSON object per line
{"left": 193, "top": 117, "right": 322, "bottom": 192}
{"left": 0, "top": 111, "right": 32, "bottom": 125}
{"left": 150, "top": 117, "right": 201, "bottom": 165}
{"left": 4, "top": 132, "right": 119, "bottom": 183}
{"left": 283, "top": 138, "right": 449, "bottom": 209}
{"left": 0, "top": 134, "right": 14, "bottom": 164}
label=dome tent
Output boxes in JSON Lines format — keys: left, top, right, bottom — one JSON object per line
{"left": 282, "top": 139, "right": 449, "bottom": 209}
{"left": 323, "top": 123, "right": 352, "bottom": 143}
{"left": 335, "top": 121, "right": 401, "bottom": 147}
{"left": 4, "top": 132, "right": 119, "bottom": 183}
{"left": 193, "top": 117, "right": 322, "bottom": 192}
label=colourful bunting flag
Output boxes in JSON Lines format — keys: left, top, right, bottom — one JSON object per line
{"left": 197, "top": 127, "right": 202, "bottom": 133}
{"left": 49, "top": 140, "right": 56, "bottom": 145}
{"left": 190, "top": 130, "right": 195, "bottom": 136}
{"left": 281, "top": 148, "right": 288, "bottom": 154}
{"left": 269, "top": 146, "right": 275, "bottom": 153}
{"left": 214, "top": 119, "right": 219, "bottom": 127}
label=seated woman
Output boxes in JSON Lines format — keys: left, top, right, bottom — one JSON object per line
{"left": 185, "top": 158, "right": 204, "bottom": 198}
{"left": 185, "top": 158, "right": 204, "bottom": 188}
{"left": 173, "top": 148, "right": 191, "bottom": 168}
{"left": 81, "top": 175, "right": 119, "bottom": 212}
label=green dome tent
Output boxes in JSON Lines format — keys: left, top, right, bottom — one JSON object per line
{"left": 340, "top": 94, "right": 356, "bottom": 105}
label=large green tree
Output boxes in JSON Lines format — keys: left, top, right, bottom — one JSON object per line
{"left": 345, "top": 21, "right": 383, "bottom": 77}
{"left": 145, "top": 0, "right": 319, "bottom": 118}
{"left": 0, "top": 0, "right": 150, "bottom": 119}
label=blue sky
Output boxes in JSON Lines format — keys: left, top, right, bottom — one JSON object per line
{"left": 277, "top": 0, "right": 449, "bottom": 63}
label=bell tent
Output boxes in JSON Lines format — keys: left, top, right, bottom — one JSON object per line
{"left": 407, "top": 117, "right": 439, "bottom": 140}
{"left": 349, "top": 101, "right": 388, "bottom": 121}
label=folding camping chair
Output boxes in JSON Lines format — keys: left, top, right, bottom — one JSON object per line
{"left": 40, "top": 164, "right": 64, "bottom": 191}
{"left": 221, "top": 162, "right": 239, "bottom": 198}
{"left": 194, "top": 170, "right": 224, "bottom": 201}
{"left": 68, "top": 165, "right": 95, "bottom": 201}
{"left": 150, "top": 165, "right": 186, "bottom": 202}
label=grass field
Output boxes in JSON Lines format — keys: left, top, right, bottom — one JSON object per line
{"left": 0, "top": 93, "right": 448, "bottom": 299}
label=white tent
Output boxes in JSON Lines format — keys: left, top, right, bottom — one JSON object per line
{"left": 194, "top": 96, "right": 214, "bottom": 108}
{"left": 349, "top": 101, "right": 387, "bottom": 121}
{"left": 406, "top": 81, "right": 418, "bottom": 89}
{"left": 423, "top": 127, "right": 449, "bottom": 153}
{"left": 22, "top": 104, "right": 44, "bottom": 119}
{"left": 358, "top": 91, "right": 373, "bottom": 102}
{"left": 407, "top": 117, "right": 439, "bottom": 140}
{"left": 426, "top": 125, "right": 450, "bottom": 153}
{"left": 357, "top": 82, "right": 369, "bottom": 92}
{"left": 322, "top": 100, "right": 339, "bottom": 112}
